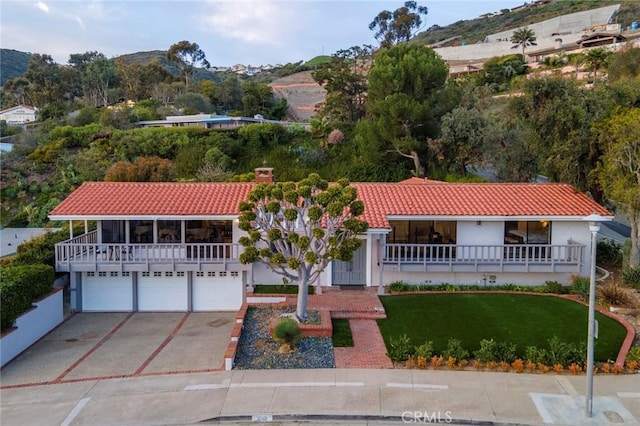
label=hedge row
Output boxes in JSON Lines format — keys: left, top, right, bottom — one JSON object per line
{"left": 0, "top": 264, "right": 55, "bottom": 331}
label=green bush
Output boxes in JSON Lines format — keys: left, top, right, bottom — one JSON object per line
{"left": 474, "top": 339, "right": 498, "bottom": 363}
{"left": 388, "top": 281, "right": 410, "bottom": 292}
{"left": 0, "top": 264, "right": 55, "bottom": 331}
{"left": 524, "top": 345, "right": 549, "bottom": 365}
{"left": 272, "top": 318, "right": 302, "bottom": 349}
{"left": 542, "top": 280, "right": 566, "bottom": 294}
{"left": 626, "top": 347, "right": 640, "bottom": 363}
{"left": 622, "top": 266, "right": 640, "bottom": 289}
{"left": 546, "top": 336, "right": 586, "bottom": 366}
{"left": 570, "top": 276, "right": 590, "bottom": 301}
{"left": 442, "top": 338, "right": 469, "bottom": 361}
{"left": 597, "top": 239, "right": 623, "bottom": 265}
{"left": 387, "top": 334, "right": 413, "bottom": 362}
{"left": 414, "top": 340, "right": 434, "bottom": 359}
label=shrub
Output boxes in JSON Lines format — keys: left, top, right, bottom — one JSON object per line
{"left": 442, "top": 338, "right": 469, "bottom": 361}
{"left": 553, "top": 364, "right": 564, "bottom": 373}
{"left": 511, "top": 358, "right": 524, "bottom": 373}
{"left": 405, "top": 355, "right": 416, "bottom": 369}
{"left": 597, "top": 281, "right": 632, "bottom": 306}
{"left": 622, "top": 266, "right": 640, "bottom": 289}
{"left": 597, "top": 239, "right": 622, "bottom": 265}
{"left": 387, "top": 334, "right": 413, "bottom": 363}
{"left": 416, "top": 355, "right": 428, "bottom": 369}
{"left": 388, "top": 281, "right": 410, "bottom": 292}
{"left": 494, "top": 342, "right": 517, "bottom": 363}
{"left": 474, "top": 339, "right": 498, "bottom": 363}
{"left": 626, "top": 346, "right": 640, "bottom": 363}
{"left": 272, "top": 318, "right": 302, "bottom": 352}
{"left": 446, "top": 356, "right": 457, "bottom": 369}
{"left": 525, "top": 345, "right": 549, "bottom": 365}
{"left": 431, "top": 355, "right": 443, "bottom": 369}
{"left": 568, "top": 363, "right": 582, "bottom": 375}
{"left": 542, "top": 280, "right": 566, "bottom": 294}
{"left": 570, "top": 276, "right": 590, "bottom": 301}
{"left": 0, "top": 264, "right": 55, "bottom": 331}
{"left": 414, "top": 341, "right": 434, "bottom": 359}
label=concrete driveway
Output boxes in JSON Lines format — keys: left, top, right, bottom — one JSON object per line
{"left": 0, "top": 312, "right": 235, "bottom": 387}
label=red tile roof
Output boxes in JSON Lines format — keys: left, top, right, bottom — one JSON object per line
{"left": 49, "top": 181, "right": 611, "bottom": 229}
{"left": 352, "top": 182, "right": 611, "bottom": 229}
{"left": 48, "top": 182, "right": 255, "bottom": 217}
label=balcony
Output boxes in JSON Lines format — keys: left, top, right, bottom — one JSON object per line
{"left": 382, "top": 243, "right": 585, "bottom": 274}
{"left": 55, "top": 231, "right": 243, "bottom": 273}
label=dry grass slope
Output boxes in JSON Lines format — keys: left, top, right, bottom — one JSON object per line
{"left": 269, "top": 71, "right": 326, "bottom": 122}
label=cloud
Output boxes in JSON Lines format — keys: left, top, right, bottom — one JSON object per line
{"left": 200, "top": 0, "right": 300, "bottom": 45}
{"left": 36, "top": 1, "right": 49, "bottom": 13}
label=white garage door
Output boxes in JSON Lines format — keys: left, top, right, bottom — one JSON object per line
{"left": 83, "top": 272, "right": 133, "bottom": 311}
{"left": 193, "top": 271, "right": 243, "bottom": 311}
{"left": 138, "top": 272, "right": 188, "bottom": 311}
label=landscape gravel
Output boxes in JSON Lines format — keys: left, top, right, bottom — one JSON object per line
{"left": 233, "top": 306, "right": 335, "bottom": 369}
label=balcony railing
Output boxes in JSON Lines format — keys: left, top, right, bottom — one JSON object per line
{"left": 55, "top": 232, "right": 241, "bottom": 272}
{"left": 383, "top": 243, "right": 585, "bottom": 273}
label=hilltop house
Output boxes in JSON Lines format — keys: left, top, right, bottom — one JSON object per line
{"left": 0, "top": 105, "right": 38, "bottom": 125}
{"left": 49, "top": 170, "right": 610, "bottom": 313}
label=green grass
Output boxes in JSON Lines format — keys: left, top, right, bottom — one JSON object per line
{"left": 377, "top": 294, "right": 627, "bottom": 362}
{"left": 304, "top": 55, "right": 331, "bottom": 67}
{"left": 332, "top": 318, "right": 354, "bottom": 347}
{"left": 253, "top": 284, "right": 314, "bottom": 295}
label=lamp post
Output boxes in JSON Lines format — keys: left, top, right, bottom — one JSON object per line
{"left": 582, "top": 212, "right": 606, "bottom": 417}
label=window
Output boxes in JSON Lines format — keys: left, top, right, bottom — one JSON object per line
{"left": 177, "top": 272, "right": 185, "bottom": 277}
{"left": 110, "top": 272, "right": 118, "bottom": 277}
{"left": 186, "top": 220, "right": 232, "bottom": 243}
{"left": 158, "top": 220, "right": 180, "bottom": 243}
{"left": 165, "top": 272, "right": 173, "bottom": 277}
{"left": 504, "top": 221, "right": 551, "bottom": 245}
{"left": 98, "top": 272, "right": 107, "bottom": 277}
{"left": 154, "top": 271, "right": 162, "bottom": 277}
{"left": 196, "top": 272, "right": 204, "bottom": 277}
{"left": 389, "top": 220, "right": 457, "bottom": 244}
{"left": 102, "top": 221, "right": 125, "bottom": 243}
{"left": 231, "top": 271, "right": 239, "bottom": 277}
{"left": 142, "top": 272, "right": 150, "bottom": 277}
{"left": 208, "top": 272, "right": 216, "bottom": 277}
{"left": 131, "top": 220, "right": 153, "bottom": 243}
{"left": 87, "top": 272, "right": 95, "bottom": 277}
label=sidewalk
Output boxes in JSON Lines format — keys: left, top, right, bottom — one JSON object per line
{"left": 1, "top": 368, "right": 638, "bottom": 425}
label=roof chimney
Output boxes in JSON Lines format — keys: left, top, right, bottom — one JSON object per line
{"left": 255, "top": 167, "right": 274, "bottom": 184}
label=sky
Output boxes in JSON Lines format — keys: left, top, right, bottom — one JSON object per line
{"left": 1, "top": 0, "right": 524, "bottom": 67}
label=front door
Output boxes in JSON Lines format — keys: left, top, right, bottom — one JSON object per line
{"left": 332, "top": 244, "right": 366, "bottom": 285}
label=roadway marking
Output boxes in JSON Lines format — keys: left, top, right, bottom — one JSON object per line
{"left": 555, "top": 376, "right": 578, "bottom": 396}
{"left": 60, "top": 397, "right": 91, "bottom": 426}
{"left": 184, "top": 380, "right": 364, "bottom": 391}
{"left": 386, "top": 382, "right": 448, "bottom": 390}
{"left": 618, "top": 392, "right": 640, "bottom": 398}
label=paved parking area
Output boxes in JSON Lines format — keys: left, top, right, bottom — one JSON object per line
{"left": 0, "top": 312, "right": 235, "bottom": 387}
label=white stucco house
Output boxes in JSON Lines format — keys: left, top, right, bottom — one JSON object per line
{"left": 0, "top": 105, "right": 38, "bottom": 125}
{"left": 49, "top": 170, "right": 611, "bottom": 313}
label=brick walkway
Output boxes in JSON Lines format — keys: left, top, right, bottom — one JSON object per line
{"left": 278, "top": 287, "right": 393, "bottom": 368}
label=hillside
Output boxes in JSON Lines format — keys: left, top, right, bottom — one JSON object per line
{"left": 115, "top": 50, "right": 225, "bottom": 83}
{"left": 269, "top": 71, "right": 326, "bottom": 122}
{"left": 0, "top": 49, "right": 32, "bottom": 86}
{"left": 413, "top": 1, "right": 640, "bottom": 47}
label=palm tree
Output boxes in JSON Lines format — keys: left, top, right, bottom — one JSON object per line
{"left": 585, "top": 48, "right": 610, "bottom": 82}
{"left": 511, "top": 27, "right": 537, "bottom": 61}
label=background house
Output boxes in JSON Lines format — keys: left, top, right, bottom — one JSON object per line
{"left": 0, "top": 105, "right": 38, "bottom": 125}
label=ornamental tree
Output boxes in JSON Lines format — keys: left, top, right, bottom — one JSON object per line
{"left": 238, "top": 174, "right": 368, "bottom": 320}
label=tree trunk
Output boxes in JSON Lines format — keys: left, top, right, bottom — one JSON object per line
{"left": 628, "top": 208, "right": 640, "bottom": 268}
{"left": 410, "top": 150, "right": 425, "bottom": 178}
{"left": 296, "top": 268, "right": 310, "bottom": 320}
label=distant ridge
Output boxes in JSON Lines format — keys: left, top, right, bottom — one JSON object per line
{"left": 1, "top": 49, "right": 32, "bottom": 86}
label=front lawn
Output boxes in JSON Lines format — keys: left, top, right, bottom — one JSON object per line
{"left": 377, "top": 294, "right": 627, "bottom": 362}
{"left": 253, "top": 284, "right": 315, "bottom": 295}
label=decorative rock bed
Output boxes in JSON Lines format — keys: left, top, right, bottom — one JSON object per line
{"left": 233, "top": 306, "right": 335, "bottom": 370}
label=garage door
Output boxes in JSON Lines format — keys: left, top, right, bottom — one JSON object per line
{"left": 83, "top": 272, "right": 133, "bottom": 311}
{"left": 138, "top": 272, "right": 188, "bottom": 311}
{"left": 193, "top": 271, "right": 243, "bottom": 311}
